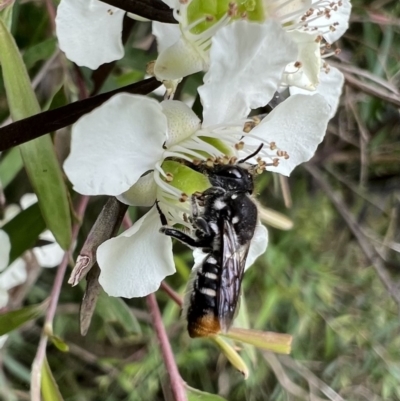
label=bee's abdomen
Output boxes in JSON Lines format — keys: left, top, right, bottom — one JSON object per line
{"left": 186, "top": 252, "right": 222, "bottom": 338}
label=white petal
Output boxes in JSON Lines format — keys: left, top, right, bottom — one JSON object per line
{"left": 98, "top": 206, "right": 175, "bottom": 298}
{"left": 245, "top": 224, "right": 269, "bottom": 270}
{"left": 152, "top": 22, "right": 181, "bottom": 54}
{"left": 309, "top": 0, "right": 351, "bottom": 43}
{"left": 64, "top": 94, "right": 167, "bottom": 196}
{"left": 1, "top": 204, "right": 20, "bottom": 224}
{"left": 268, "top": 0, "right": 311, "bottom": 24}
{"left": 248, "top": 94, "right": 330, "bottom": 176}
{"left": 0, "top": 258, "right": 27, "bottom": 292}
{"left": 34, "top": 231, "right": 64, "bottom": 268}
{"left": 199, "top": 20, "right": 298, "bottom": 127}
{"left": 154, "top": 36, "right": 205, "bottom": 81}
{"left": 162, "top": 100, "right": 201, "bottom": 147}
{"left": 55, "top": 0, "right": 125, "bottom": 69}
{"left": 284, "top": 31, "right": 321, "bottom": 90}
{"left": 290, "top": 66, "right": 344, "bottom": 118}
{"left": 0, "top": 290, "right": 8, "bottom": 309}
{"left": 0, "top": 230, "right": 10, "bottom": 272}
{"left": 0, "top": 335, "right": 8, "bottom": 348}
{"left": 117, "top": 173, "right": 157, "bottom": 206}
{"left": 20, "top": 193, "right": 38, "bottom": 209}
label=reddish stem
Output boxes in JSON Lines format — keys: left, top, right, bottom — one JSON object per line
{"left": 146, "top": 293, "right": 187, "bottom": 401}
{"left": 31, "top": 195, "right": 89, "bottom": 400}
{"left": 160, "top": 282, "right": 182, "bottom": 307}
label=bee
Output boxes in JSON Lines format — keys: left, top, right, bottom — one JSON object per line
{"left": 158, "top": 145, "right": 263, "bottom": 338}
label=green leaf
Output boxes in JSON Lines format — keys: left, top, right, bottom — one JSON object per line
{"left": 96, "top": 292, "right": 141, "bottom": 334}
{"left": 186, "top": 386, "right": 228, "bottom": 401}
{"left": 0, "top": 0, "right": 14, "bottom": 31}
{"left": 0, "top": 19, "right": 72, "bottom": 249}
{"left": 41, "top": 357, "right": 64, "bottom": 401}
{"left": 0, "top": 301, "right": 48, "bottom": 336}
{"left": 2, "top": 202, "right": 46, "bottom": 264}
{"left": 0, "top": 147, "right": 23, "bottom": 188}
{"left": 49, "top": 335, "right": 69, "bottom": 353}
{"left": 22, "top": 38, "right": 56, "bottom": 70}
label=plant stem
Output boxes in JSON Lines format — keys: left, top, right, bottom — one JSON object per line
{"left": 146, "top": 293, "right": 187, "bottom": 401}
{"left": 30, "top": 195, "right": 89, "bottom": 401}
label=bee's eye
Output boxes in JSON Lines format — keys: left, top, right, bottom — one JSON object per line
{"left": 225, "top": 169, "right": 241, "bottom": 179}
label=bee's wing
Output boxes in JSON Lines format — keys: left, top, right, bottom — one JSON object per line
{"left": 217, "top": 219, "right": 250, "bottom": 333}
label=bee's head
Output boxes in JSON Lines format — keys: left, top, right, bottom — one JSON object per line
{"left": 206, "top": 164, "right": 254, "bottom": 194}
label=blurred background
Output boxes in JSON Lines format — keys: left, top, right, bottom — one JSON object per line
{"left": 0, "top": 0, "right": 400, "bottom": 400}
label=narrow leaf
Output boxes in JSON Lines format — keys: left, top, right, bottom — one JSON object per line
{"left": 0, "top": 147, "right": 23, "bottom": 188}
{"left": 0, "top": 301, "right": 48, "bottom": 336}
{"left": 2, "top": 202, "right": 46, "bottom": 264}
{"left": 41, "top": 357, "right": 64, "bottom": 401}
{"left": 97, "top": 291, "right": 141, "bottom": 334}
{"left": 49, "top": 335, "right": 69, "bottom": 353}
{"left": 222, "top": 328, "right": 293, "bottom": 354}
{"left": 186, "top": 385, "right": 228, "bottom": 401}
{"left": 0, "top": 19, "right": 72, "bottom": 249}
{"left": 211, "top": 336, "right": 249, "bottom": 378}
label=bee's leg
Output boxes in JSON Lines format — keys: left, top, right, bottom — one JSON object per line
{"left": 160, "top": 227, "right": 211, "bottom": 248}
{"left": 194, "top": 217, "right": 212, "bottom": 237}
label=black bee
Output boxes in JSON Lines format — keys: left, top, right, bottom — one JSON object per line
{"left": 158, "top": 145, "right": 263, "bottom": 338}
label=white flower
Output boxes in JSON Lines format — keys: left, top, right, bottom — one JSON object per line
{"left": 0, "top": 196, "right": 64, "bottom": 348}
{"left": 19, "top": 194, "right": 65, "bottom": 268}
{"left": 153, "top": 0, "right": 351, "bottom": 88}
{"left": 0, "top": 230, "right": 27, "bottom": 309}
{"left": 1, "top": 195, "right": 64, "bottom": 269}
{"left": 0, "top": 230, "right": 27, "bottom": 348}
{"left": 64, "top": 21, "right": 331, "bottom": 299}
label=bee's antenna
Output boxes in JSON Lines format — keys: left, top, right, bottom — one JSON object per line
{"left": 238, "top": 143, "right": 264, "bottom": 164}
{"left": 155, "top": 200, "right": 168, "bottom": 226}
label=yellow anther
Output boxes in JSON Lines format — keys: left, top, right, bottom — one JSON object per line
{"left": 243, "top": 122, "right": 255, "bottom": 133}
{"left": 206, "top": 158, "right": 215, "bottom": 167}
{"left": 277, "top": 150, "right": 289, "bottom": 158}
{"left": 221, "top": 155, "right": 230, "bottom": 165}
{"left": 180, "top": 193, "right": 188, "bottom": 203}
{"left": 235, "top": 141, "right": 245, "bottom": 150}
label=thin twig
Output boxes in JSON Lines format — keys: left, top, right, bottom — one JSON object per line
{"left": 264, "top": 352, "right": 327, "bottom": 401}
{"left": 305, "top": 164, "right": 400, "bottom": 310}
{"left": 44, "top": 0, "right": 56, "bottom": 32}
{"left": 279, "top": 355, "right": 345, "bottom": 401}
{"left": 146, "top": 293, "right": 187, "bottom": 401}
{"left": 342, "top": 71, "right": 400, "bottom": 108}
{"left": 160, "top": 282, "right": 182, "bottom": 307}
{"left": 30, "top": 196, "right": 89, "bottom": 400}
